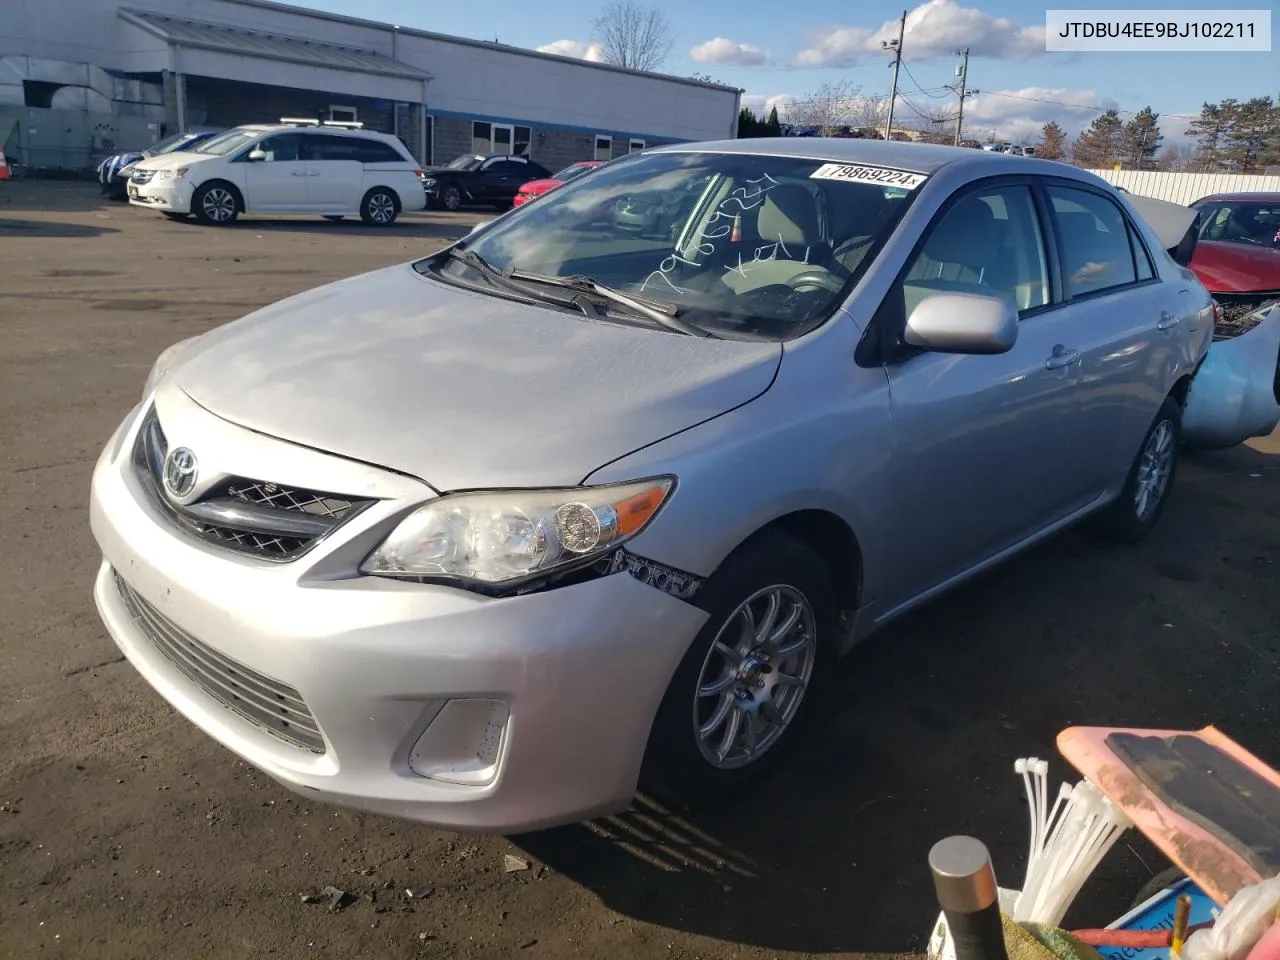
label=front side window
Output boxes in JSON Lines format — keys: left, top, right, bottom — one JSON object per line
{"left": 426, "top": 151, "right": 920, "bottom": 340}
{"left": 254, "top": 134, "right": 303, "bottom": 162}
{"left": 1048, "top": 185, "right": 1139, "bottom": 298}
{"left": 901, "top": 184, "right": 1050, "bottom": 317}
{"left": 447, "top": 154, "right": 485, "bottom": 171}
{"left": 553, "top": 163, "right": 596, "bottom": 182}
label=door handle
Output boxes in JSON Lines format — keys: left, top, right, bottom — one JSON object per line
{"left": 1156, "top": 312, "right": 1179, "bottom": 331}
{"left": 1044, "top": 348, "right": 1080, "bottom": 370}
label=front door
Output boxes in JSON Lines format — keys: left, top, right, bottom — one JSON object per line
{"left": 482, "top": 159, "right": 531, "bottom": 204}
{"left": 241, "top": 134, "right": 308, "bottom": 211}
{"left": 875, "top": 181, "right": 1091, "bottom": 609}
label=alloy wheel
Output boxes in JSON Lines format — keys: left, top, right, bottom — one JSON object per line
{"left": 202, "top": 187, "right": 235, "bottom": 223}
{"left": 443, "top": 187, "right": 462, "bottom": 211}
{"left": 1134, "top": 419, "right": 1175, "bottom": 520}
{"left": 368, "top": 192, "right": 395, "bottom": 224}
{"left": 692, "top": 585, "right": 817, "bottom": 770}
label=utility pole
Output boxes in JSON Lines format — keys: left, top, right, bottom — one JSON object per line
{"left": 882, "top": 10, "right": 905, "bottom": 141}
{"left": 953, "top": 48, "right": 969, "bottom": 145}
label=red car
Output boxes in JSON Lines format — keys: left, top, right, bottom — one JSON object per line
{"left": 512, "top": 161, "right": 604, "bottom": 206}
{"left": 1188, "top": 192, "right": 1280, "bottom": 322}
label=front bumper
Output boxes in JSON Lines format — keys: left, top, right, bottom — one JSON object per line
{"left": 127, "top": 177, "right": 193, "bottom": 213}
{"left": 89, "top": 394, "right": 707, "bottom": 833}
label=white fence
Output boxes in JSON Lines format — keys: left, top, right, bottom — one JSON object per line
{"left": 1084, "top": 170, "right": 1280, "bottom": 205}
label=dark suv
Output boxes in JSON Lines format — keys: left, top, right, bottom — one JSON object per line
{"left": 421, "top": 154, "right": 552, "bottom": 211}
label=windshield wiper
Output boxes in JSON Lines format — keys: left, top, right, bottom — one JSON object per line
{"left": 445, "top": 247, "right": 610, "bottom": 320}
{"left": 504, "top": 269, "right": 713, "bottom": 338}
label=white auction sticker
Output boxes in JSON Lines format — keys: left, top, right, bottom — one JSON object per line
{"left": 810, "top": 163, "right": 928, "bottom": 189}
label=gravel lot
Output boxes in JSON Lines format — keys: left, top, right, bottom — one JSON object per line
{"left": 2, "top": 181, "right": 1278, "bottom": 960}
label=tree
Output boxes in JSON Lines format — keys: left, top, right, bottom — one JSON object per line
{"left": 1186, "top": 99, "right": 1237, "bottom": 170}
{"left": 738, "top": 105, "right": 783, "bottom": 138}
{"left": 1224, "top": 96, "right": 1279, "bottom": 172}
{"left": 765, "top": 105, "right": 781, "bottom": 134}
{"left": 787, "top": 80, "right": 868, "bottom": 137}
{"left": 688, "top": 72, "right": 715, "bottom": 83}
{"left": 590, "top": 1, "right": 673, "bottom": 72}
{"left": 1119, "top": 107, "right": 1162, "bottom": 169}
{"left": 1037, "top": 121, "right": 1067, "bottom": 161}
{"left": 1071, "top": 109, "right": 1124, "bottom": 168}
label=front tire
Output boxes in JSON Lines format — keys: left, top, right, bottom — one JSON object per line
{"left": 192, "top": 182, "right": 240, "bottom": 226}
{"left": 1091, "top": 396, "right": 1181, "bottom": 544}
{"left": 440, "top": 185, "right": 464, "bottom": 212}
{"left": 360, "top": 188, "right": 399, "bottom": 226}
{"left": 641, "top": 532, "right": 835, "bottom": 809}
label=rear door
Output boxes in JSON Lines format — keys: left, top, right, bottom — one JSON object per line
{"left": 303, "top": 134, "right": 363, "bottom": 212}
{"left": 241, "top": 134, "right": 308, "bottom": 211}
{"left": 1041, "top": 181, "right": 1199, "bottom": 497}
{"left": 483, "top": 158, "right": 532, "bottom": 204}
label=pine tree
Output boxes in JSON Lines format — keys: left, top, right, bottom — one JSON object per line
{"left": 1186, "top": 99, "right": 1237, "bottom": 170}
{"left": 765, "top": 105, "right": 781, "bottom": 136}
{"left": 1119, "top": 107, "right": 1162, "bottom": 169}
{"left": 1224, "top": 96, "right": 1278, "bottom": 172}
{"left": 1038, "top": 121, "right": 1067, "bottom": 161}
{"left": 738, "top": 107, "right": 760, "bottom": 138}
{"left": 1071, "top": 110, "right": 1123, "bottom": 168}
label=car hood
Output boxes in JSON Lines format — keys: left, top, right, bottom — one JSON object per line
{"left": 1191, "top": 240, "right": 1280, "bottom": 293}
{"left": 169, "top": 264, "right": 782, "bottom": 491}
{"left": 518, "top": 178, "right": 561, "bottom": 192}
{"left": 134, "top": 150, "right": 211, "bottom": 171}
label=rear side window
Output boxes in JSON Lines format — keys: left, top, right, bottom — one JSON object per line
{"left": 305, "top": 135, "right": 363, "bottom": 161}
{"left": 1048, "top": 186, "right": 1141, "bottom": 298}
{"left": 488, "top": 161, "right": 527, "bottom": 175}
{"left": 357, "top": 140, "right": 408, "bottom": 164}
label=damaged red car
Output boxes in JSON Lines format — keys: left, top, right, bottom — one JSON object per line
{"left": 1188, "top": 192, "right": 1280, "bottom": 324}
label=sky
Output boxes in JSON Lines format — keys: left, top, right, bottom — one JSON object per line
{"left": 287, "top": 0, "right": 1278, "bottom": 147}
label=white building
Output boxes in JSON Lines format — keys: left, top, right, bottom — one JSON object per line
{"left": 2, "top": 0, "right": 742, "bottom": 172}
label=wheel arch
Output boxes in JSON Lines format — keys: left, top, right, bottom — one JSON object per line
{"left": 364, "top": 184, "right": 403, "bottom": 211}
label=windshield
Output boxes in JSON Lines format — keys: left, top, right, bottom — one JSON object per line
{"left": 446, "top": 155, "right": 485, "bottom": 171}
{"left": 553, "top": 163, "right": 596, "bottom": 182}
{"left": 143, "top": 132, "right": 196, "bottom": 157}
{"left": 433, "top": 150, "right": 920, "bottom": 339}
{"left": 192, "top": 129, "right": 259, "bottom": 157}
{"left": 1196, "top": 201, "right": 1280, "bottom": 248}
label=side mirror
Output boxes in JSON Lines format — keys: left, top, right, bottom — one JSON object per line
{"left": 903, "top": 292, "right": 1018, "bottom": 355}
{"left": 247, "top": 149, "right": 267, "bottom": 162}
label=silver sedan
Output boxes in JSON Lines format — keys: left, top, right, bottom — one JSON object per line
{"left": 90, "top": 139, "right": 1280, "bottom": 833}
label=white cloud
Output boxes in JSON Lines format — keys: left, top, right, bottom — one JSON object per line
{"left": 795, "top": 0, "right": 1046, "bottom": 67}
{"left": 961, "top": 87, "right": 1119, "bottom": 143}
{"left": 690, "top": 37, "right": 770, "bottom": 67}
{"left": 537, "top": 39, "right": 605, "bottom": 62}
{"left": 741, "top": 93, "right": 796, "bottom": 117}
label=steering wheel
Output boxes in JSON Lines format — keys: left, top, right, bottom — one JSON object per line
{"left": 786, "top": 270, "right": 846, "bottom": 295}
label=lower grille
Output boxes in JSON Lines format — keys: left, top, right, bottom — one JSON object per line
{"left": 112, "top": 569, "right": 326, "bottom": 753}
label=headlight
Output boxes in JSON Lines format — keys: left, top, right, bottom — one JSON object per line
{"left": 158, "top": 167, "right": 189, "bottom": 180}
{"left": 363, "top": 478, "right": 675, "bottom": 587}
{"left": 421, "top": 178, "right": 437, "bottom": 188}
{"left": 143, "top": 336, "right": 197, "bottom": 398}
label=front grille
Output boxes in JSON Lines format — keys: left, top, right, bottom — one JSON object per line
{"left": 112, "top": 569, "right": 325, "bottom": 753}
{"left": 130, "top": 168, "right": 155, "bottom": 185}
{"left": 133, "top": 408, "right": 373, "bottom": 561}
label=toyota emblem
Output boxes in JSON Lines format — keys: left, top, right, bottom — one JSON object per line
{"left": 162, "top": 447, "right": 199, "bottom": 500}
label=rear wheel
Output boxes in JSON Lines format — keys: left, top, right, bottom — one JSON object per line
{"left": 192, "top": 182, "right": 239, "bottom": 226}
{"left": 1091, "top": 396, "right": 1181, "bottom": 543}
{"left": 641, "top": 532, "right": 835, "bottom": 809}
{"left": 360, "top": 188, "right": 399, "bottom": 226}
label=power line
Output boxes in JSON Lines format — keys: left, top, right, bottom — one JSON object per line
{"left": 900, "top": 61, "right": 950, "bottom": 99}
{"left": 976, "top": 90, "right": 1204, "bottom": 121}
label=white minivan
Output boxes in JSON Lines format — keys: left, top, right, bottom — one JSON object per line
{"left": 127, "top": 120, "right": 427, "bottom": 226}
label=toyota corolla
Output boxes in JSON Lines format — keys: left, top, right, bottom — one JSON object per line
{"left": 90, "top": 139, "right": 1280, "bottom": 833}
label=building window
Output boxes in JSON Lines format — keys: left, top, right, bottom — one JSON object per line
{"left": 629, "top": 139, "right": 645, "bottom": 153}
{"left": 514, "top": 126, "right": 531, "bottom": 157}
{"left": 329, "top": 105, "right": 358, "bottom": 124}
{"left": 594, "top": 135, "right": 612, "bottom": 161}
{"left": 472, "top": 121, "right": 492, "bottom": 154}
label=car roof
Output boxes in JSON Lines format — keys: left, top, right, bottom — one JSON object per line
{"left": 650, "top": 136, "right": 1075, "bottom": 178}
{"left": 236, "top": 123, "right": 395, "bottom": 143}
{"left": 1194, "top": 192, "right": 1280, "bottom": 203}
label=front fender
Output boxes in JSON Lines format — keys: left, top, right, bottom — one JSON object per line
{"left": 1183, "top": 301, "right": 1280, "bottom": 449}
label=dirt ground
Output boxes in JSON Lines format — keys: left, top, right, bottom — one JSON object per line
{"left": 1, "top": 181, "right": 1277, "bottom": 960}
